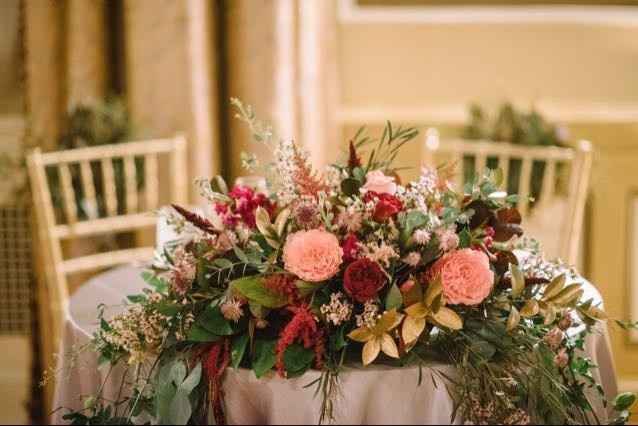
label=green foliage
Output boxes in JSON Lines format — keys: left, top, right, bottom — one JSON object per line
{"left": 231, "top": 275, "right": 288, "bottom": 309}
{"left": 252, "top": 339, "right": 277, "bottom": 378}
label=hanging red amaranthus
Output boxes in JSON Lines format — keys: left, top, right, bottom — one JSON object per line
{"left": 263, "top": 273, "right": 300, "bottom": 304}
{"left": 202, "top": 339, "right": 231, "bottom": 425}
{"left": 275, "top": 304, "right": 325, "bottom": 377}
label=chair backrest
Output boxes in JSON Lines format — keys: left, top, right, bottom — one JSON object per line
{"left": 27, "top": 136, "right": 188, "bottom": 326}
{"left": 423, "top": 132, "right": 592, "bottom": 265}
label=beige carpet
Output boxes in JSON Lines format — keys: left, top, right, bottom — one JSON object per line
{"left": 0, "top": 335, "right": 30, "bottom": 425}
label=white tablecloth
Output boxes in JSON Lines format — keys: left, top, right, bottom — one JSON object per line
{"left": 53, "top": 265, "right": 618, "bottom": 425}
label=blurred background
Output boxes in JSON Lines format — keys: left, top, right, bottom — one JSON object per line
{"left": 1, "top": 0, "right": 638, "bottom": 423}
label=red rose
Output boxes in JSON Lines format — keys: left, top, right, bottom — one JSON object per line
{"left": 364, "top": 191, "right": 403, "bottom": 222}
{"left": 341, "top": 233, "right": 360, "bottom": 263}
{"left": 343, "top": 258, "right": 387, "bottom": 303}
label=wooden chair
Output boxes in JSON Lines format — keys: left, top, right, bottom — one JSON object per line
{"left": 423, "top": 131, "right": 592, "bottom": 265}
{"left": 27, "top": 135, "right": 188, "bottom": 416}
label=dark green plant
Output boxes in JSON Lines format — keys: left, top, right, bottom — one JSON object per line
{"left": 462, "top": 102, "right": 568, "bottom": 203}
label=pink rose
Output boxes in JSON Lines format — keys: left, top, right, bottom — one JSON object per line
{"left": 363, "top": 170, "right": 397, "bottom": 195}
{"left": 428, "top": 249, "right": 494, "bottom": 306}
{"left": 283, "top": 229, "right": 343, "bottom": 282}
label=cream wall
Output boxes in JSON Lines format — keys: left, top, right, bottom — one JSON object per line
{"left": 335, "top": 0, "right": 638, "bottom": 389}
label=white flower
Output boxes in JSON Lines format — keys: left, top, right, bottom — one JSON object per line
{"left": 362, "top": 241, "right": 399, "bottom": 267}
{"left": 437, "top": 228, "right": 460, "bottom": 252}
{"left": 221, "top": 299, "right": 244, "bottom": 323}
{"left": 403, "top": 252, "right": 421, "bottom": 267}
{"left": 413, "top": 229, "right": 431, "bottom": 245}
{"left": 355, "top": 301, "right": 380, "bottom": 328}
{"left": 320, "top": 292, "right": 353, "bottom": 326}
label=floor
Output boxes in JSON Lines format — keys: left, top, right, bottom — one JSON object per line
{"left": 0, "top": 335, "right": 30, "bottom": 425}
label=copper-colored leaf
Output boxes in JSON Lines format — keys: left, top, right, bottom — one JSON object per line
{"left": 348, "top": 327, "right": 373, "bottom": 343}
{"left": 507, "top": 306, "right": 521, "bottom": 331}
{"left": 542, "top": 274, "right": 566, "bottom": 301}
{"left": 362, "top": 339, "right": 381, "bottom": 366}
{"left": 380, "top": 334, "right": 399, "bottom": 359}
{"left": 402, "top": 315, "right": 426, "bottom": 344}
{"left": 509, "top": 263, "right": 525, "bottom": 298}
{"left": 548, "top": 283, "right": 583, "bottom": 306}
{"left": 424, "top": 278, "right": 443, "bottom": 307}
{"left": 430, "top": 307, "right": 463, "bottom": 330}
{"left": 374, "top": 309, "right": 404, "bottom": 333}
{"left": 497, "top": 207, "right": 522, "bottom": 225}
{"left": 520, "top": 299, "right": 540, "bottom": 317}
{"left": 405, "top": 303, "right": 429, "bottom": 319}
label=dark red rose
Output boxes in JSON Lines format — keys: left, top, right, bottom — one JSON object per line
{"left": 341, "top": 233, "right": 360, "bottom": 263}
{"left": 343, "top": 258, "right": 387, "bottom": 303}
{"left": 364, "top": 191, "right": 403, "bottom": 222}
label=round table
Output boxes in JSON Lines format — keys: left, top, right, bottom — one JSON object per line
{"left": 53, "top": 265, "right": 618, "bottom": 425}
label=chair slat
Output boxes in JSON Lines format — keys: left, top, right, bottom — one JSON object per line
{"left": 475, "top": 152, "right": 487, "bottom": 176}
{"left": 123, "top": 155, "right": 138, "bottom": 213}
{"left": 61, "top": 247, "right": 155, "bottom": 274}
{"left": 518, "top": 157, "right": 533, "bottom": 217}
{"left": 144, "top": 153, "right": 159, "bottom": 210}
{"left": 498, "top": 153, "right": 510, "bottom": 189}
{"left": 539, "top": 159, "right": 556, "bottom": 206}
{"left": 452, "top": 151, "right": 464, "bottom": 191}
{"left": 169, "top": 134, "right": 188, "bottom": 205}
{"left": 79, "top": 161, "right": 98, "bottom": 219}
{"left": 58, "top": 164, "right": 78, "bottom": 224}
{"left": 101, "top": 158, "right": 117, "bottom": 216}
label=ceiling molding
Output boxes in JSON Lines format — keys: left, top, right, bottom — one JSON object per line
{"left": 337, "top": 103, "right": 638, "bottom": 125}
{"left": 338, "top": 0, "right": 638, "bottom": 26}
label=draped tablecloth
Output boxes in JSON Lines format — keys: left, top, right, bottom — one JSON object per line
{"left": 53, "top": 265, "right": 618, "bottom": 425}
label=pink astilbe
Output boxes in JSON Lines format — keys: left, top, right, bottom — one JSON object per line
{"left": 291, "top": 146, "right": 329, "bottom": 196}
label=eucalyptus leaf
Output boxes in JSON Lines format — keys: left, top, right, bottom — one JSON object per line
{"left": 179, "top": 363, "right": 202, "bottom": 394}
{"left": 169, "top": 389, "right": 192, "bottom": 425}
{"left": 187, "top": 324, "right": 221, "bottom": 343}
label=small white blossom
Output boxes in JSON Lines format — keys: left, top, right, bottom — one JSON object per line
{"left": 403, "top": 252, "right": 421, "bottom": 267}
{"left": 356, "top": 301, "right": 380, "bottom": 328}
{"left": 413, "top": 229, "right": 431, "bottom": 245}
{"left": 320, "top": 292, "right": 353, "bottom": 326}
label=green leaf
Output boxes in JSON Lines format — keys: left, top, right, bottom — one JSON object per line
{"left": 169, "top": 389, "right": 192, "bottom": 425}
{"left": 613, "top": 392, "right": 637, "bottom": 411}
{"left": 155, "top": 382, "right": 177, "bottom": 424}
{"left": 385, "top": 283, "right": 403, "bottom": 310}
{"left": 179, "top": 362, "right": 202, "bottom": 394}
{"left": 283, "top": 343, "right": 315, "bottom": 376}
{"left": 352, "top": 167, "right": 366, "bottom": 181}
{"left": 340, "top": 178, "right": 361, "bottom": 197}
{"left": 231, "top": 276, "right": 288, "bottom": 309}
{"left": 127, "top": 294, "right": 147, "bottom": 304}
{"left": 211, "top": 175, "right": 229, "bottom": 195}
{"left": 197, "top": 304, "right": 234, "bottom": 336}
{"left": 296, "top": 281, "right": 324, "bottom": 299}
{"left": 169, "top": 360, "right": 187, "bottom": 386}
{"left": 252, "top": 339, "right": 277, "bottom": 378}
{"left": 213, "top": 258, "right": 234, "bottom": 269}
{"left": 459, "top": 228, "right": 472, "bottom": 249}
{"left": 156, "top": 303, "right": 181, "bottom": 317}
{"left": 329, "top": 325, "right": 348, "bottom": 352}
{"left": 186, "top": 324, "right": 221, "bottom": 343}
{"left": 141, "top": 270, "right": 169, "bottom": 293}
{"left": 231, "top": 334, "right": 250, "bottom": 369}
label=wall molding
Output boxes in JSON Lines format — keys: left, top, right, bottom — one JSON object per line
{"left": 337, "top": 103, "right": 638, "bottom": 125}
{"left": 629, "top": 190, "right": 638, "bottom": 343}
{"left": 338, "top": 0, "right": 638, "bottom": 26}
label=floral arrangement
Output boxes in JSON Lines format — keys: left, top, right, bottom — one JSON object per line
{"left": 60, "top": 100, "right": 637, "bottom": 425}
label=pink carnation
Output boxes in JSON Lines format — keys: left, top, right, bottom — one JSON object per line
{"left": 428, "top": 249, "right": 494, "bottom": 306}
{"left": 283, "top": 229, "right": 343, "bottom": 282}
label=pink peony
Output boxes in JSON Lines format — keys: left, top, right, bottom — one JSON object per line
{"left": 283, "top": 229, "right": 343, "bottom": 282}
{"left": 363, "top": 170, "right": 397, "bottom": 195}
{"left": 428, "top": 249, "right": 494, "bottom": 306}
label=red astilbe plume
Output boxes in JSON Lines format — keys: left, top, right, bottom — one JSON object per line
{"left": 275, "top": 304, "right": 325, "bottom": 377}
{"left": 202, "top": 339, "right": 231, "bottom": 425}
{"left": 263, "top": 273, "right": 300, "bottom": 304}
{"left": 172, "top": 204, "right": 219, "bottom": 235}
{"left": 291, "top": 145, "right": 329, "bottom": 196}
{"left": 348, "top": 140, "right": 361, "bottom": 170}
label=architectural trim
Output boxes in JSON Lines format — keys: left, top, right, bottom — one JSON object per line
{"left": 629, "top": 190, "right": 638, "bottom": 343}
{"left": 338, "top": 0, "right": 638, "bottom": 26}
{"left": 337, "top": 103, "right": 638, "bottom": 125}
